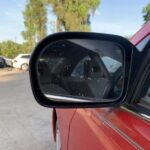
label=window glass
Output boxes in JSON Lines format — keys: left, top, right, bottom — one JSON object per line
{"left": 102, "top": 56, "right": 122, "bottom": 73}
{"left": 136, "top": 35, "right": 150, "bottom": 52}
{"left": 71, "top": 56, "right": 91, "bottom": 78}
{"left": 142, "top": 87, "right": 150, "bottom": 104}
{"left": 38, "top": 39, "right": 124, "bottom": 100}
{"left": 21, "top": 55, "right": 31, "bottom": 58}
{"left": 138, "top": 77, "right": 150, "bottom": 109}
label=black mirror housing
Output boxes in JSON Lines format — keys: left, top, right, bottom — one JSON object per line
{"left": 29, "top": 32, "right": 138, "bottom": 108}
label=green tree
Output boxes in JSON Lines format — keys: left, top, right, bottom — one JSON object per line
{"left": 44, "top": 0, "right": 100, "bottom": 32}
{"left": 0, "top": 41, "right": 22, "bottom": 58}
{"left": 142, "top": 3, "right": 150, "bottom": 24}
{"left": 22, "top": 0, "right": 47, "bottom": 52}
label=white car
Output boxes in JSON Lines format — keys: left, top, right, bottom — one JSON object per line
{"left": 13, "top": 54, "right": 31, "bottom": 71}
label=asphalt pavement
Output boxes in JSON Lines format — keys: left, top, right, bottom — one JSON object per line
{"left": 0, "top": 69, "right": 55, "bottom": 150}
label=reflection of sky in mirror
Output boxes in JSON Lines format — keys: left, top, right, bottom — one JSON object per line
{"left": 0, "top": 0, "right": 149, "bottom": 43}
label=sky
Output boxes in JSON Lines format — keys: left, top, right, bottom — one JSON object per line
{"left": 0, "top": 0, "right": 149, "bottom": 43}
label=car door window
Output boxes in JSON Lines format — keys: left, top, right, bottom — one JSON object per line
{"left": 71, "top": 56, "right": 91, "bottom": 78}
{"left": 136, "top": 35, "right": 150, "bottom": 52}
{"left": 21, "top": 55, "right": 31, "bottom": 59}
{"left": 141, "top": 86, "right": 150, "bottom": 105}
{"left": 137, "top": 76, "right": 150, "bottom": 109}
{"left": 101, "top": 56, "right": 122, "bottom": 73}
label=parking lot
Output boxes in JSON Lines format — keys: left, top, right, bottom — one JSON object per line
{"left": 0, "top": 69, "right": 55, "bottom": 150}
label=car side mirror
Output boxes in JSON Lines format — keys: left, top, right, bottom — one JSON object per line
{"left": 29, "top": 32, "right": 138, "bottom": 108}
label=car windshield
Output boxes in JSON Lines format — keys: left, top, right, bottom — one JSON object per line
{"left": 136, "top": 35, "right": 150, "bottom": 52}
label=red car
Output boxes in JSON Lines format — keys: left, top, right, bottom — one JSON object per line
{"left": 30, "top": 21, "right": 150, "bottom": 150}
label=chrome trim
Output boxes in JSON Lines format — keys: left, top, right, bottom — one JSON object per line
{"left": 92, "top": 109, "right": 144, "bottom": 150}
{"left": 45, "top": 94, "right": 92, "bottom": 102}
{"left": 140, "top": 113, "right": 150, "bottom": 120}
{"left": 44, "top": 94, "right": 114, "bottom": 103}
{"left": 121, "top": 106, "right": 150, "bottom": 122}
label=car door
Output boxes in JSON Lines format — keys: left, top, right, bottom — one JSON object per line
{"left": 68, "top": 104, "right": 150, "bottom": 150}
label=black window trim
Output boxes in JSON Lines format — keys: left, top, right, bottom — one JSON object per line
{"left": 123, "top": 39, "right": 150, "bottom": 120}
{"left": 124, "top": 62, "right": 150, "bottom": 120}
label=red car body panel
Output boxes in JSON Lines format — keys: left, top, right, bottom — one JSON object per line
{"left": 53, "top": 22, "right": 150, "bottom": 150}
{"left": 55, "top": 109, "right": 76, "bottom": 150}
{"left": 68, "top": 108, "right": 150, "bottom": 150}
{"left": 130, "top": 21, "right": 150, "bottom": 45}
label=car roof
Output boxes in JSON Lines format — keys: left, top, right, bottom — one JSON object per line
{"left": 130, "top": 21, "right": 150, "bottom": 46}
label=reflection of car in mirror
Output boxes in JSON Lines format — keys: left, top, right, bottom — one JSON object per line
{"left": 0, "top": 56, "right": 5, "bottom": 68}
{"left": 38, "top": 39, "right": 124, "bottom": 101}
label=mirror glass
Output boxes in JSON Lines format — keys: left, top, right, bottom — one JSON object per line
{"left": 37, "top": 39, "right": 124, "bottom": 102}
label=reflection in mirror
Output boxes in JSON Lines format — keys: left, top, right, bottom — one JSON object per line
{"left": 37, "top": 39, "right": 124, "bottom": 102}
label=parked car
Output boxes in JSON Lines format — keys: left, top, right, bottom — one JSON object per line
{"left": 13, "top": 54, "right": 31, "bottom": 71}
{"left": 3, "top": 57, "right": 13, "bottom": 67}
{"left": 0, "top": 56, "right": 6, "bottom": 68}
{"left": 29, "top": 21, "right": 150, "bottom": 150}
